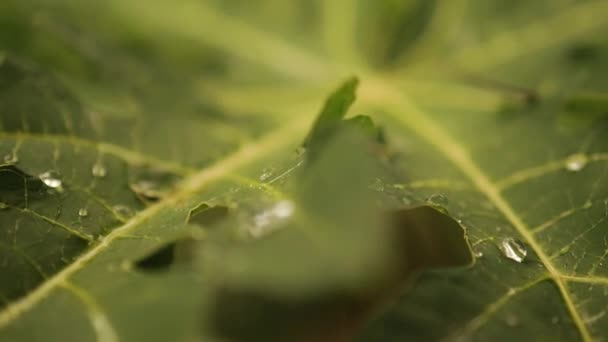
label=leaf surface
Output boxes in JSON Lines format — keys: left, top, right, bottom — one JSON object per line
{"left": 1, "top": 1, "right": 608, "bottom": 341}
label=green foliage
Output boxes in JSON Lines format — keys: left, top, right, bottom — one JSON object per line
{"left": 1, "top": 1, "right": 608, "bottom": 341}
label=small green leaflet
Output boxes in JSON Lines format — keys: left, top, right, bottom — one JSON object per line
{"left": 1, "top": 1, "right": 608, "bottom": 341}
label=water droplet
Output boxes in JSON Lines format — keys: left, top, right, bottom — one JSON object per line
{"left": 249, "top": 200, "right": 294, "bottom": 238}
{"left": 474, "top": 250, "right": 484, "bottom": 258}
{"left": 39, "top": 170, "right": 63, "bottom": 189}
{"left": 370, "top": 178, "right": 385, "bottom": 191}
{"left": 551, "top": 316, "right": 559, "bottom": 324}
{"left": 259, "top": 168, "right": 274, "bottom": 182}
{"left": 129, "top": 167, "right": 179, "bottom": 201}
{"left": 78, "top": 208, "right": 89, "bottom": 217}
{"left": 426, "top": 194, "right": 448, "bottom": 207}
{"left": 92, "top": 163, "right": 107, "bottom": 178}
{"left": 113, "top": 205, "right": 134, "bottom": 219}
{"left": 500, "top": 237, "right": 527, "bottom": 263}
{"left": 130, "top": 180, "right": 165, "bottom": 201}
{"left": 0, "top": 202, "right": 8, "bottom": 210}
{"left": 565, "top": 153, "right": 588, "bottom": 172}
{"left": 3, "top": 153, "right": 18, "bottom": 164}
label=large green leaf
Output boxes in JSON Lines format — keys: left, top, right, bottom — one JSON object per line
{"left": 1, "top": 0, "right": 608, "bottom": 341}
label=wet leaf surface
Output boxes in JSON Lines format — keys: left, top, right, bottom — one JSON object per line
{"left": 1, "top": 1, "right": 608, "bottom": 341}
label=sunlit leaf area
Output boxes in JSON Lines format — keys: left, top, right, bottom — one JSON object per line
{"left": 1, "top": 1, "right": 608, "bottom": 341}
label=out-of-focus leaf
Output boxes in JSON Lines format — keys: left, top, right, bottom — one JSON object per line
{"left": 1, "top": 0, "right": 608, "bottom": 341}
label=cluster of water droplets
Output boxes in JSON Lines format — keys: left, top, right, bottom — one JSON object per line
{"left": 259, "top": 167, "right": 275, "bottom": 182}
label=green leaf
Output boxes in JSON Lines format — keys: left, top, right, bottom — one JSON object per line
{"left": 2, "top": 1, "right": 608, "bottom": 341}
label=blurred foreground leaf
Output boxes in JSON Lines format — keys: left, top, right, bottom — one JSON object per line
{"left": 2, "top": 1, "right": 608, "bottom": 341}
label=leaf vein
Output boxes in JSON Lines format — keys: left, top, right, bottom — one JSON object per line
{"left": 0, "top": 115, "right": 311, "bottom": 328}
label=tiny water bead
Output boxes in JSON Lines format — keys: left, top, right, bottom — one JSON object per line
{"left": 128, "top": 167, "right": 180, "bottom": 201}
{"left": 259, "top": 168, "right": 275, "bottom": 182}
{"left": 370, "top": 178, "right": 385, "bottom": 192}
{"left": 565, "top": 153, "right": 588, "bottom": 172}
{"left": 39, "top": 170, "right": 63, "bottom": 189}
{"left": 130, "top": 180, "right": 165, "bottom": 201}
{"left": 0, "top": 202, "right": 8, "bottom": 210}
{"left": 78, "top": 208, "right": 89, "bottom": 217}
{"left": 426, "top": 194, "right": 448, "bottom": 207}
{"left": 92, "top": 163, "right": 107, "bottom": 178}
{"left": 500, "top": 237, "right": 527, "bottom": 263}
{"left": 113, "top": 205, "right": 135, "bottom": 219}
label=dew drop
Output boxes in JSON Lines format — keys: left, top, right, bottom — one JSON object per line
{"left": 39, "top": 170, "right": 63, "bottom": 189}
{"left": 78, "top": 208, "right": 89, "bottom": 217}
{"left": 426, "top": 194, "right": 448, "bottom": 207}
{"left": 92, "top": 163, "right": 107, "bottom": 178}
{"left": 370, "top": 178, "right": 385, "bottom": 192}
{"left": 474, "top": 250, "right": 484, "bottom": 258}
{"left": 500, "top": 237, "right": 527, "bottom": 263}
{"left": 565, "top": 153, "right": 588, "bottom": 172}
{"left": 3, "top": 153, "right": 18, "bottom": 164}
{"left": 0, "top": 202, "right": 8, "bottom": 210}
{"left": 259, "top": 168, "right": 274, "bottom": 182}
{"left": 129, "top": 167, "right": 179, "bottom": 202}
{"left": 130, "top": 180, "right": 165, "bottom": 201}
{"left": 551, "top": 316, "right": 559, "bottom": 324}
{"left": 113, "top": 205, "right": 134, "bottom": 219}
